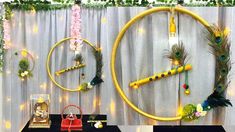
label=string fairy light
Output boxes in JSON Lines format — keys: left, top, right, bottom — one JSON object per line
{"left": 40, "top": 82, "right": 47, "bottom": 90}
{"left": 6, "top": 97, "right": 11, "bottom": 102}
{"left": 6, "top": 70, "right": 11, "bottom": 74}
{"left": 101, "top": 17, "right": 107, "bottom": 24}
{"left": 33, "top": 24, "right": 38, "bottom": 33}
{"left": 20, "top": 104, "right": 25, "bottom": 111}
{"left": 110, "top": 99, "right": 116, "bottom": 116}
{"left": 59, "top": 96, "right": 62, "bottom": 103}
{"left": 93, "top": 98, "right": 97, "bottom": 108}
{"left": 19, "top": 22, "right": 22, "bottom": 27}
{"left": 5, "top": 121, "right": 11, "bottom": 129}
{"left": 60, "top": 46, "right": 64, "bottom": 50}
{"left": 227, "top": 88, "right": 234, "bottom": 97}
{"left": 137, "top": 27, "right": 145, "bottom": 34}
{"left": 30, "top": 8, "right": 36, "bottom": 15}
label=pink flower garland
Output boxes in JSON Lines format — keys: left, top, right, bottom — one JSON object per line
{"left": 3, "top": 19, "right": 11, "bottom": 49}
{"left": 70, "top": 5, "right": 82, "bottom": 51}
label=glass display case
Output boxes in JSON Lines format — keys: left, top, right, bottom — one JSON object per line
{"left": 29, "top": 94, "right": 51, "bottom": 128}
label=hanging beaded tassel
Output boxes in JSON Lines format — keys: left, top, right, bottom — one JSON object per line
{"left": 183, "top": 71, "right": 190, "bottom": 95}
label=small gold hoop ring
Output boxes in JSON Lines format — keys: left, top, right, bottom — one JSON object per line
{"left": 47, "top": 37, "right": 97, "bottom": 92}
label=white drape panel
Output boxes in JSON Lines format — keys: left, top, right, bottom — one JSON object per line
{"left": 1, "top": 7, "right": 235, "bottom": 132}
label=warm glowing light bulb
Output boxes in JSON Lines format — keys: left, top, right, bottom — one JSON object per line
{"left": 5, "top": 121, "right": 11, "bottom": 129}
{"left": 40, "top": 83, "right": 47, "bottom": 89}
{"left": 101, "top": 17, "right": 107, "bottom": 24}
{"left": 138, "top": 28, "right": 144, "bottom": 34}
{"left": 6, "top": 70, "right": 11, "bottom": 74}
{"left": 59, "top": 96, "right": 62, "bottom": 103}
{"left": 31, "top": 8, "right": 36, "bottom": 15}
{"left": 33, "top": 24, "right": 38, "bottom": 33}
{"left": 20, "top": 104, "right": 25, "bottom": 111}
{"left": 6, "top": 97, "right": 11, "bottom": 102}
{"left": 93, "top": 98, "right": 97, "bottom": 108}
{"left": 227, "top": 89, "right": 234, "bottom": 96}
{"left": 110, "top": 99, "right": 115, "bottom": 115}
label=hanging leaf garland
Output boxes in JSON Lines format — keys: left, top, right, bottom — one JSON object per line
{"left": 0, "top": 17, "right": 4, "bottom": 72}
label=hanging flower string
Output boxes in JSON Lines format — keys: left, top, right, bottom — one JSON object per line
{"left": 70, "top": 5, "right": 82, "bottom": 51}
{"left": 3, "top": 19, "right": 11, "bottom": 49}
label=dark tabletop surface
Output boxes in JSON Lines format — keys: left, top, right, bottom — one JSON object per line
{"left": 22, "top": 114, "right": 120, "bottom": 132}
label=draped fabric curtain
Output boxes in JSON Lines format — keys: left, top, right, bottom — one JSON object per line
{"left": 1, "top": 7, "right": 235, "bottom": 132}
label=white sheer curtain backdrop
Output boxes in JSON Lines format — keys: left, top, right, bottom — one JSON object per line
{"left": 1, "top": 7, "right": 235, "bottom": 132}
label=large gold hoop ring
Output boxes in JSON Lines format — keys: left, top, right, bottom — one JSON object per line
{"left": 111, "top": 7, "right": 211, "bottom": 121}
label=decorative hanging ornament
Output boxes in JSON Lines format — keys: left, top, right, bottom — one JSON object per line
{"left": 11, "top": 49, "right": 35, "bottom": 80}
{"left": 169, "top": 8, "right": 178, "bottom": 48}
{"left": 183, "top": 70, "right": 190, "bottom": 95}
{"left": 70, "top": 5, "right": 82, "bottom": 51}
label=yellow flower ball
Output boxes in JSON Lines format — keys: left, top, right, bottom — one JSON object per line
{"left": 21, "top": 49, "right": 28, "bottom": 57}
{"left": 185, "top": 89, "right": 190, "bottom": 95}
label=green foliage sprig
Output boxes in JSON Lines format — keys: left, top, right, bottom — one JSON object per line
{"left": 0, "top": 17, "right": 4, "bottom": 72}
{"left": 3, "top": 1, "right": 72, "bottom": 20}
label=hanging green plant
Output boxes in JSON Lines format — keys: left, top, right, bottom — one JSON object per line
{"left": 18, "top": 59, "right": 33, "bottom": 79}
{"left": 13, "top": 49, "right": 35, "bottom": 80}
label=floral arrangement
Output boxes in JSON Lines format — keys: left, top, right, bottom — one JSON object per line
{"left": 70, "top": 4, "right": 82, "bottom": 51}
{"left": 18, "top": 59, "right": 33, "bottom": 79}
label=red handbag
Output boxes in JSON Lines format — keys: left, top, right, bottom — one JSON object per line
{"left": 61, "top": 105, "right": 83, "bottom": 131}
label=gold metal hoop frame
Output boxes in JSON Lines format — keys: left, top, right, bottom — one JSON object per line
{"left": 47, "top": 37, "right": 99, "bottom": 92}
{"left": 111, "top": 7, "right": 212, "bottom": 121}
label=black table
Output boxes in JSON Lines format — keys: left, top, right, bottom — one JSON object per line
{"left": 22, "top": 114, "right": 120, "bottom": 132}
{"left": 154, "top": 125, "right": 225, "bottom": 132}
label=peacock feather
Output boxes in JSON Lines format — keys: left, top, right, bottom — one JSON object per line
{"left": 92, "top": 48, "right": 103, "bottom": 78}
{"left": 206, "top": 91, "right": 232, "bottom": 108}
{"left": 204, "top": 25, "right": 232, "bottom": 109}
{"left": 164, "top": 42, "right": 188, "bottom": 66}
